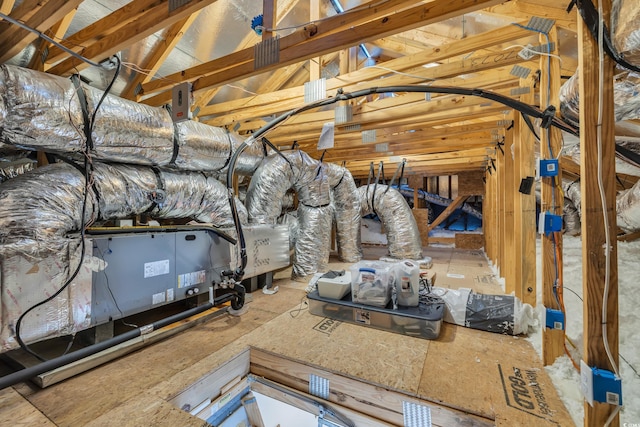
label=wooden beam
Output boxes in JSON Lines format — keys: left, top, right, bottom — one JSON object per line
{"left": 262, "top": 0, "right": 276, "bottom": 41}
{"left": 44, "top": 0, "right": 173, "bottom": 65}
{"left": 0, "top": 0, "right": 83, "bottom": 63}
{"left": 0, "top": 0, "right": 15, "bottom": 14}
{"left": 46, "top": 0, "right": 220, "bottom": 76}
{"left": 140, "top": 0, "right": 422, "bottom": 98}
{"left": 121, "top": 12, "right": 201, "bottom": 100}
{"left": 427, "top": 195, "right": 469, "bottom": 232}
{"left": 539, "top": 26, "right": 564, "bottom": 366}
{"left": 195, "top": 22, "right": 534, "bottom": 118}
{"left": 241, "top": 392, "right": 265, "bottom": 427}
{"left": 309, "top": 0, "right": 320, "bottom": 81}
{"left": 497, "top": 134, "right": 506, "bottom": 275}
{"left": 28, "top": 8, "right": 78, "bottom": 72}
{"left": 578, "top": 0, "right": 620, "bottom": 424}
{"left": 502, "top": 116, "right": 517, "bottom": 294}
{"left": 513, "top": 79, "right": 537, "bottom": 305}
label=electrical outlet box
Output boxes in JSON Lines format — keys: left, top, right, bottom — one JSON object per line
{"left": 538, "top": 212, "right": 562, "bottom": 235}
{"left": 543, "top": 306, "right": 565, "bottom": 330}
{"left": 536, "top": 158, "right": 559, "bottom": 178}
{"left": 171, "top": 82, "right": 192, "bottom": 123}
{"left": 581, "top": 360, "right": 622, "bottom": 406}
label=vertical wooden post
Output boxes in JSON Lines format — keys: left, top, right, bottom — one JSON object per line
{"left": 578, "top": 1, "right": 619, "bottom": 425}
{"left": 502, "top": 115, "right": 516, "bottom": 293}
{"left": 513, "top": 79, "right": 537, "bottom": 305}
{"left": 262, "top": 0, "right": 276, "bottom": 41}
{"left": 309, "top": 0, "right": 321, "bottom": 81}
{"left": 484, "top": 155, "right": 498, "bottom": 264}
{"left": 539, "top": 26, "right": 565, "bottom": 365}
{"left": 497, "top": 139, "right": 506, "bottom": 275}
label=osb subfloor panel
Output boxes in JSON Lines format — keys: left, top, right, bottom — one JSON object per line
{"left": 2, "top": 246, "right": 574, "bottom": 427}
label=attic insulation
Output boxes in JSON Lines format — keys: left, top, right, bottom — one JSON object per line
{"left": 358, "top": 184, "right": 423, "bottom": 260}
{"left": 0, "top": 162, "right": 247, "bottom": 256}
{"left": 0, "top": 64, "right": 263, "bottom": 173}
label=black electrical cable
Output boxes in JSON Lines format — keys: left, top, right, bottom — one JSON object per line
{"left": 224, "top": 84, "right": 579, "bottom": 281}
{"left": 13, "top": 56, "right": 122, "bottom": 362}
{"left": 0, "top": 296, "right": 237, "bottom": 391}
{"left": 0, "top": 12, "right": 103, "bottom": 68}
{"left": 568, "top": 0, "right": 640, "bottom": 73}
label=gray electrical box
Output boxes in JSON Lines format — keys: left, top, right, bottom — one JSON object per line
{"left": 171, "top": 81, "right": 192, "bottom": 122}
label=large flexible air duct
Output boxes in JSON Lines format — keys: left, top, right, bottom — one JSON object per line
{"left": 0, "top": 162, "right": 247, "bottom": 256}
{"left": 617, "top": 179, "right": 640, "bottom": 232}
{"left": 559, "top": 70, "right": 640, "bottom": 127}
{"left": 612, "top": 0, "right": 640, "bottom": 67}
{"left": 245, "top": 150, "right": 362, "bottom": 278}
{"left": 325, "top": 163, "right": 362, "bottom": 262}
{"left": 0, "top": 64, "right": 263, "bottom": 173}
{"left": 246, "top": 150, "right": 330, "bottom": 279}
{"left": 358, "top": 184, "right": 423, "bottom": 260}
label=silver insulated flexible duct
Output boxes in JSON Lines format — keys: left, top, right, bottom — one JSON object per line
{"left": 560, "top": 70, "right": 640, "bottom": 127}
{"left": 246, "top": 150, "right": 362, "bottom": 278}
{"left": 358, "top": 184, "right": 423, "bottom": 260}
{"left": 0, "top": 64, "right": 263, "bottom": 173}
{"left": 0, "top": 162, "right": 247, "bottom": 256}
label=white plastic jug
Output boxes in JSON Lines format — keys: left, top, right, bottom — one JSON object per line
{"left": 395, "top": 260, "right": 419, "bottom": 307}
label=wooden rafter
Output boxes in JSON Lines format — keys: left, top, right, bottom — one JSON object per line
{"left": 140, "top": 0, "right": 424, "bottom": 99}
{"left": 46, "top": 0, "right": 221, "bottom": 76}
{"left": 195, "top": 23, "right": 535, "bottom": 122}
{"left": 28, "top": 8, "right": 78, "bottom": 71}
{"left": 121, "top": 11, "right": 201, "bottom": 100}
{"left": 0, "top": 0, "right": 83, "bottom": 63}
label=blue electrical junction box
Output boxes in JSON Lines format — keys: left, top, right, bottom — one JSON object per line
{"left": 538, "top": 212, "right": 562, "bottom": 235}
{"left": 537, "top": 158, "right": 559, "bottom": 178}
{"left": 544, "top": 307, "right": 565, "bottom": 330}
{"left": 581, "top": 360, "right": 623, "bottom": 406}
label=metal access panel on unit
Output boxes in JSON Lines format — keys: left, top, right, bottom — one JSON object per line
{"left": 91, "top": 233, "right": 176, "bottom": 325}
{"left": 175, "top": 230, "right": 231, "bottom": 297}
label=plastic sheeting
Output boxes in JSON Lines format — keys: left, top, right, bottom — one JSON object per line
{"left": 612, "top": 0, "right": 640, "bottom": 67}
{"left": 559, "top": 70, "right": 640, "bottom": 126}
{"left": 431, "top": 287, "right": 536, "bottom": 335}
{"left": 358, "top": 184, "right": 422, "bottom": 260}
{"left": 0, "top": 64, "right": 264, "bottom": 173}
{"left": 0, "top": 162, "right": 247, "bottom": 256}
